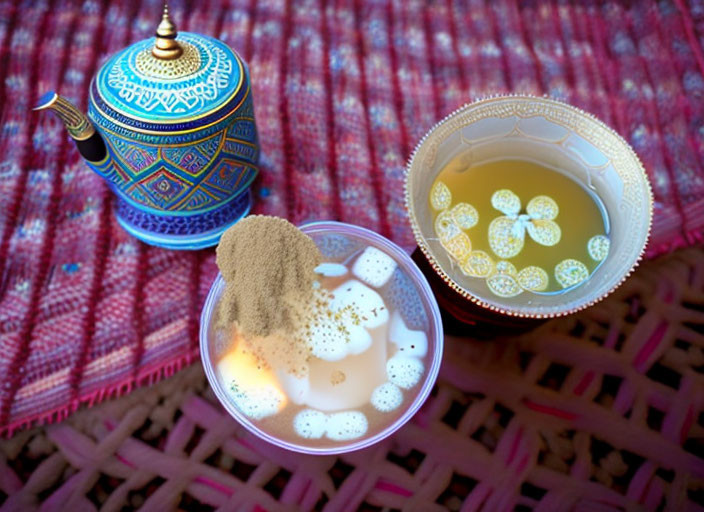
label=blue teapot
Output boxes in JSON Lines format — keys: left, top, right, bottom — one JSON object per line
{"left": 36, "top": 4, "right": 259, "bottom": 249}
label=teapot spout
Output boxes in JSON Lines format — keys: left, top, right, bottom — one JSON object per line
{"left": 34, "top": 91, "right": 107, "bottom": 163}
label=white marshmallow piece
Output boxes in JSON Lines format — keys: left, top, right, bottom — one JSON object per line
{"left": 330, "top": 279, "right": 389, "bottom": 329}
{"left": 389, "top": 311, "right": 428, "bottom": 358}
{"left": 306, "top": 283, "right": 377, "bottom": 362}
{"left": 228, "top": 384, "right": 285, "bottom": 420}
{"left": 370, "top": 382, "right": 404, "bottom": 412}
{"left": 352, "top": 246, "right": 398, "bottom": 288}
{"left": 307, "top": 312, "right": 349, "bottom": 362}
{"left": 386, "top": 356, "right": 424, "bottom": 390}
{"left": 293, "top": 409, "right": 328, "bottom": 439}
{"left": 345, "top": 323, "right": 372, "bottom": 355}
{"left": 217, "top": 350, "right": 286, "bottom": 420}
{"left": 276, "top": 370, "right": 310, "bottom": 405}
{"left": 325, "top": 411, "right": 368, "bottom": 441}
{"left": 315, "top": 262, "right": 348, "bottom": 277}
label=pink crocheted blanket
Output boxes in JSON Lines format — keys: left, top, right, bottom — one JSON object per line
{"left": 0, "top": 0, "right": 703, "bottom": 436}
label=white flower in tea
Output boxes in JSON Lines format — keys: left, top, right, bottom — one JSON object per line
{"left": 495, "top": 260, "right": 517, "bottom": 275}
{"left": 434, "top": 210, "right": 462, "bottom": 243}
{"left": 434, "top": 210, "right": 471, "bottom": 259}
{"left": 449, "top": 202, "right": 479, "bottom": 230}
{"left": 555, "top": 259, "right": 589, "bottom": 288}
{"left": 486, "top": 260, "right": 523, "bottom": 298}
{"left": 517, "top": 266, "right": 549, "bottom": 292}
{"left": 432, "top": 199, "right": 479, "bottom": 265}
{"left": 588, "top": 235, "right": 610, "bottom": 262}
{"left": 430, "top": 181, "right": 452, "bottom": 210}
{"left": 488, "top": 190, "right": 562, "bottom": 259}
{"left": 461, "top": 250, "right": 495, "bottom": 278}
{"left": 441, "top": 231, "right": 472, "bottom": 262}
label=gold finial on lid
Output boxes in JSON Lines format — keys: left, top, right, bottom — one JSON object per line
{"left": 152, "top": 2, "right": 183, "bottom": 60}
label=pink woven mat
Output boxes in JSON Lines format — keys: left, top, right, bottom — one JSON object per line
{"left": 0, "top": 0, "right": 703, "bottom": 436}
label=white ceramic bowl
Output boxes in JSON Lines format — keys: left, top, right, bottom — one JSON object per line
{"left": 406, "top": 95, "right": 653, "bottom": 318}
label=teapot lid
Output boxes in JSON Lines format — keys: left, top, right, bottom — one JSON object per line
{"left": 90, "top": 4, "right": 247, "bottom": 133}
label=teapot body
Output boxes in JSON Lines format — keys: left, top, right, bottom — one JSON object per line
{"left": 87, "top": 32, "right": 259, "bottom": 249}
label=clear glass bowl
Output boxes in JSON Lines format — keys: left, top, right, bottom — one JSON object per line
{"left": 200, "top": 221, "right": 444, "bottom": 454}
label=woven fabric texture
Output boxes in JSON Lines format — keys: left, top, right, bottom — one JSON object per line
{"left": 0, "top": 248, "right": 703, "bottom": 511}
{"left": 1, "top": 0, "right": 703, "bottom": 435}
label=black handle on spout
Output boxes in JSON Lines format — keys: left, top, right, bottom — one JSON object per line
{"left": 74, "top": 131, "right": 107, "bottom": 163}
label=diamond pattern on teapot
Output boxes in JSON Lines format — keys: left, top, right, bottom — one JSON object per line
{"left": 96, "top": 123, "right": 258, "bottom": 212}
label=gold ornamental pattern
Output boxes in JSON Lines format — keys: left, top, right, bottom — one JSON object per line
{"left": 135, "top": 41, "right": 201, "bottom": 79}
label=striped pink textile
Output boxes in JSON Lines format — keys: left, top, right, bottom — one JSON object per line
{"left": 0, "top": 0, "right": 702, "bottom": 436}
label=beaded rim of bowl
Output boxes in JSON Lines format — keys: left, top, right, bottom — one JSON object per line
{"left": 404, "top": 94, "right": 654, "bottom": 319}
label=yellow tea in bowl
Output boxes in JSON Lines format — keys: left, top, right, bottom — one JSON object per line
{"left": 430, "top": 158, "right": 610, "bottom": 297}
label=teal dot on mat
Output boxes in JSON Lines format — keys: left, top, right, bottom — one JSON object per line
{"left": 62, "top": 263, "right": 80, "bottom": 274}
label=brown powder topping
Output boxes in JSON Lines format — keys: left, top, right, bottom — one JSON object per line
{"left": 216, "top": 215, "right": 322, "bottom": 342}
